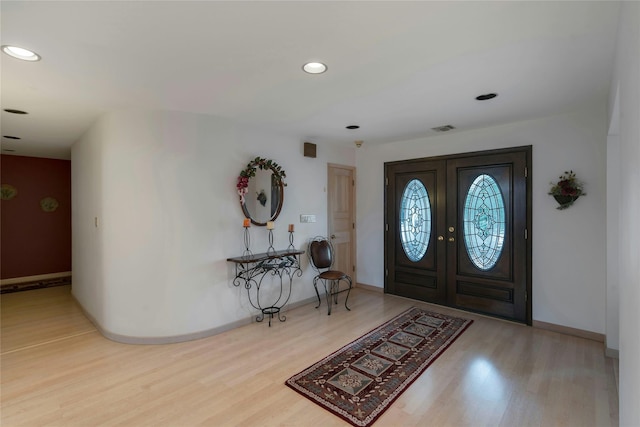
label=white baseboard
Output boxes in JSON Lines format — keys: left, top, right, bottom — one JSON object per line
{"left": 532, "top": 320, "right": 604, "bottom": 343}
{"left": 356, "top": 282, "right": 384, "bottom": 293}
{"left": 605, "top": 347, "right": 619, "bottom": 359}
{"left": 356, "top": 286, "right": 608, "bottom": 346}
{"left": 73, "top": 294, "right": 318, "bottom": 345}
{"left": 1, "top": 271, "right": 72, "bottom": 286}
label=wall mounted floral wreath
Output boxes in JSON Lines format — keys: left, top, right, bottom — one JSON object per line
{"left": 236, "top": 157, "right": 286, "bottom": 204}
{"left": 1, "top": 184, "right": 18, "bottom": 200}
{"left": 549, "top": 170, "right": 585, "bottom": 210}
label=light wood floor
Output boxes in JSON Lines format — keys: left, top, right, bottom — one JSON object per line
{"left": 1, "top": 285, "right": 618, "bottom": 426}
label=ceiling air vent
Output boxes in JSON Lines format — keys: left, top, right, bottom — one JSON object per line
{"left": 431, "top": 125, "right": 456, "bottom": 132}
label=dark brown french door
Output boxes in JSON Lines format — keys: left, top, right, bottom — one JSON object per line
{"left": 385, "top": 147, "right": 531, "bottom": 324}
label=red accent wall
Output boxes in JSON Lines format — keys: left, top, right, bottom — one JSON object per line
{"left": 1, "top": 155, "right": 71, "bottom": 279}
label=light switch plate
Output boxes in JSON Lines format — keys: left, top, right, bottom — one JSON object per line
{"left": 300, "top": 214, "right": 316, "bottom": 223}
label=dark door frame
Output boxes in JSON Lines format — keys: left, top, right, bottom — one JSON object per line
{"left": 384, "top": 146, "right": 532, "bottom": 325}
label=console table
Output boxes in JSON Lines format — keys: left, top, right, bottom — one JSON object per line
{"left": 227, "top": 249, "right": 304, "bottom": 326}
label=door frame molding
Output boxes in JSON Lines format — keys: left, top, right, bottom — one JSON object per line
{"left": 384, "top": 146, "right": 532, "bottom": 324}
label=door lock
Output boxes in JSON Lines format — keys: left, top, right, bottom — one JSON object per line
{"left": 448, "top": 226, "right": 455, "bottom": 232}
{"left": 448, "top": 237, "right": 455, "bottom": 242}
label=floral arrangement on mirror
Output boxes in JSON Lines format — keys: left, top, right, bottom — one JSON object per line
{"left": 549, "top": 170, "right": 585, "bottom": 210}
{"left": 236, "top": 157, "right": 286, "bottom": 204}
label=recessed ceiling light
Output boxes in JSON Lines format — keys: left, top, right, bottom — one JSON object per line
{"left": 476, "top": 93, "right": 498, "bottom": 101}
{"left": 2, "top": 45, "right": 41, "bottom": 61}
{"left": 346, "top": 125, "right": 360, "bottom": 130}
{"left": 3, "top": 109, "right": 28, "bottom": 115}
{"left": 3, "top": 135, "right": 21, "bottom": 140}
{"left": 302, "top": 62, "right": 327, "bottom": 74}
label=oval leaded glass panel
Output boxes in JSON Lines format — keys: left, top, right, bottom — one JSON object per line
{"left": 463, "top": 174, "right": 506, "bottom": 271}
{"left": 399, "top": 179, "right": 431, "bottom": 262}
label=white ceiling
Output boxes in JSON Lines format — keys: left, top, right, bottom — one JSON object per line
{"left": 1, "top": 1, "right": 621, "bottom": 160}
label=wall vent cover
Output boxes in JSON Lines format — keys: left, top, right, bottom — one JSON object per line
{"left": 431, "top": 125, "right": 456, "bottom": 132}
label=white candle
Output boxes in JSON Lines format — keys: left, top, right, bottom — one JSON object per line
{"left": 266, "top": 221, "right": 275, "bottom": 230}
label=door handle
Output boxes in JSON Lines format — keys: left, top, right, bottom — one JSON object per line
{"left": 438, "top": 236, "right": 444, "bottom": 241}
{"left": 448, "top": 237, "right": 455, "bottom": 242}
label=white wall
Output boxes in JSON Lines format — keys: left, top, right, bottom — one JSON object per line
{"left": 72, "top": 110, "right": 354, "bottom": 339}
{"left": 606, "top": 131, "right": 620, "bottom": 354}
{"left": 355, "top": 105, "right": 608, "bottom": 334}
{"left": 72, "top": 116, "right": 106, "bottom": 323}
{"left": 612, "top": 2, "right": 640, "bottom": 425}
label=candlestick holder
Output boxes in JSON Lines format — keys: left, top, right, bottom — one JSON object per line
{"left": 242, "top": 226, "right": 252, "bottom": 259}
{"left": 266, "top": 229, "right": 276, "bottom": 255}
{"left": 288, "top": 230, "right": 295, "bottom": 251}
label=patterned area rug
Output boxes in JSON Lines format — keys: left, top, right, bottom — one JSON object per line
{"left": 285, "top": 307, "right": 473, "bottom": 427}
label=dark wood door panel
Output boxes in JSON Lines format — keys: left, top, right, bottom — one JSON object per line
{"left": 456, "top": 280, "right": 514, "bottom": 303}
{"left": 454, "top": 293, "right": 516, "bottom": 319}
{"left": 385, "top": 146, "right": 532, "bottom": 325}
{"left": 385, "top": 159, "right": 446, "bottom": 302}
{"left": 454, "top": 278, "right": 516, "bottom": 318}
{"left": 447, "top": 150, "right": 528, "bottom": 322}
{"left": 395, "top": 266, "right": 439, "bottom": 285}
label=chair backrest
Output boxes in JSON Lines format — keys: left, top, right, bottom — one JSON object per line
{"left": 308, "top": 237, "right": 333, "bottom": 271}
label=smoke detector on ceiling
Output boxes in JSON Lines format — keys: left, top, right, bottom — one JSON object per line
{"left": 431, "top": 125, "right": 456, "bottom": 132}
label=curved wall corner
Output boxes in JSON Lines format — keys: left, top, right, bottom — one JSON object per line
{"left": 72, "top": 110, "right": 356, "bottom": 340}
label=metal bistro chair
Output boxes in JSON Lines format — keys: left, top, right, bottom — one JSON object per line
{"left": 308, "top": 236, "right": 352, "bottom": 315}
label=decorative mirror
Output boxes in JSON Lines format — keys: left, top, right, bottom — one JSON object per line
{"left": 236, "top": 157, "right": 286, "bottom": 226}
